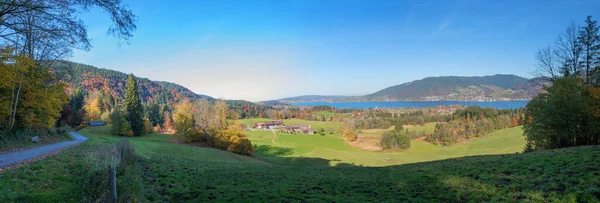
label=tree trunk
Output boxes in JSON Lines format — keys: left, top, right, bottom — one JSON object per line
{"left": 8, "top": 72, "right": 23, "bottom": 130}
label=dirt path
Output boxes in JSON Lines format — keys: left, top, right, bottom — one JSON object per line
{"left": 271, "top": 130, "right": 278, "bottom": 144}
{"left": 0, "top": 132, "right": 88, "bottom": 168}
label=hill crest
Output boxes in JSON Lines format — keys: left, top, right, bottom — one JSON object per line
{"left": 271, "top": 74, "right": 544, "bottom": 103}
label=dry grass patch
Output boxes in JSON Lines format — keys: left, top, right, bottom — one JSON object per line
{"left": 348, "top": 133, "right": 382, "bottom": 151}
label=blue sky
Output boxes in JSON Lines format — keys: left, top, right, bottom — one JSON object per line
{"left": 72, "top": 0, "right": 600, "bottom": 101}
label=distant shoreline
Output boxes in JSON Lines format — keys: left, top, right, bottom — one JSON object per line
{"left": 287, "top": 100, "right": 530, "bottom": 109}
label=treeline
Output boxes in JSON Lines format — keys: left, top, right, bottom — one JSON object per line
{"left": 351, "top": 118, "right": 393, "bottom": 129}
{"left": 427, "top": 106, "right": 525, "bottom": 146}
{"left": 224, "top": 100, "right": 272, "bottom": 119}
{"left": 524, "top": 16, "right": 600, "bottom": 151}
{"left": 397, "top": 110, "right": 448, "bottom": 126}
{"left": 253, "top": 105, "right": 458, "bottom": 127}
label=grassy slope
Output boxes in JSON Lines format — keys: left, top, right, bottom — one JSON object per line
{"left": 1, "top": 126, "right": 599, "bottom": 201}
{"left": 0, "top": 130, "right": 75, "bottom": 153}
{"left": 248, "top": 126, "right": 527, "bottom": 166}
{"left": 315, "top": 111, "right": 336, "bottom": 117}
{"left": 404, "top": 122, "right": 438, "bottom": 134}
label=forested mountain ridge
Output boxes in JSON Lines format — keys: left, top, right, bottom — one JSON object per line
{"left": 154, "top": 81, "right": 213, "bottom": 100}
{"left": 367, "top": 74, "right": 544, "bottom": 101}
{"left": 51, "top": 61, "right": 210, "bottom": 105}
{"left": 274, "top": 74, "right": 545, "bottom": 102}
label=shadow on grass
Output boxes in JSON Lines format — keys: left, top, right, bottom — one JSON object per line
{"left": 254, "top": 146, "right": 362, "bottom": 167}
{"left": 255, "top": 145, "right": 295, "bottom": 156}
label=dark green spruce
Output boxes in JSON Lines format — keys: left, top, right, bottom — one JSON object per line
{"left": 123, "top": 74, "right": 145, "bottom": 136}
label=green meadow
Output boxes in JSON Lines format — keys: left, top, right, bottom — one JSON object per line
{"left": 2, "top": 125, "right": 598, "bottom": 202}
{"left": 247, "top": 124, "right": 527, "bottom": 166}
{"left": 404, "top": 122, "right": 438, "bottom": 134}
{"left": 314, "top": 111, "right": 336, "bottom": 117}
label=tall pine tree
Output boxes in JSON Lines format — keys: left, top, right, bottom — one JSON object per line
{"left": 123, "top": 74, "right": 145, "bottom": 136}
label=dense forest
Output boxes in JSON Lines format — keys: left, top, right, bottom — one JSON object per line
{"left": 52, "top": 61, "right": 203, "bottom": 106}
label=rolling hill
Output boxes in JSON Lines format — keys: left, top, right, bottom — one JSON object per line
{"left": 367, "top": 74, "right": 543, "bottom": 101}
{"left": 274, "top": 74, "right": 545, "bottom": 102}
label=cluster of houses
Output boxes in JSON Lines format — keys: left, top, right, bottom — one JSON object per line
{"left": 253, "top": 120, "right": 314, "bottom": 134}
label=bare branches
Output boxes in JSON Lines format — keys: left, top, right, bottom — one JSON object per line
{"left": 0, "top": 0, "right": 136, "bottom": 62}
{"left": 535, "top": 22, "right": 585, "bottom": 81}
{"left": 555, "top": 22, "right": 583, "bottom": 77}
{"left": 535, "top": 46, "right": 559, "bottom": 81}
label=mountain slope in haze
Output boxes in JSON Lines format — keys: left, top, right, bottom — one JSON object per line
{"left": 51, "top": 61, "right": 212, "bottom": 105}
{"left": 367, "top": 74, "right": 538, "bottom": 101}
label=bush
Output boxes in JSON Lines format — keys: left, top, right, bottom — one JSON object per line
{"left": 341, "top": 127, "right": 357, "bottom": 141}
{"left": 380, "top": 130, "right": 410, "bottom": 150}
{"left": 208, "top": 123, "right": 254, "bottom": 155}
{"left": 143, "top": 118, "right": 153, "bottom": 133}
{"left": 394, "top": 121, "right": 404, "bottom": 131}
{"left": 153, "top": 125, "right": 162, "bottom": 133}
{"left": 100, "top": 112, "right": 111, "bottom": 124}
{"left": 111, "top": 108, "right": 134, "bottom": 136}
{"left": 183, "top": 128, "right": 206, "bottom": 143}
{"left": 76, "top": 123, "right": 90, "bottom": 131}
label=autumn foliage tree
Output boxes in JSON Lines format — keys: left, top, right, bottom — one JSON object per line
{"left": 341, "top": 127, "right": 357, "bottom": 142}
{"left": 173, "top": 100, "right": 198, "bottom": 142}
{"left": 511, "top": 118, "right": 518, "bottom": 127}
{"left": 0, "top": 50, "right": 68, "bottom": 130}
{"left": 214, "top": 100, "right": 228, "bottom": 129}
{"left": 83, "top": 91, "right": 102, "bottom": 121}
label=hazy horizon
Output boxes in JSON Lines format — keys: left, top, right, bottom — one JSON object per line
{"left": 71, "top": 0, "right": 600, "bottom": 101}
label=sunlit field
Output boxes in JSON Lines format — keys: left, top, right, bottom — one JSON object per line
{"left": 241, "top": 118, "right": 527, "bottom": 166}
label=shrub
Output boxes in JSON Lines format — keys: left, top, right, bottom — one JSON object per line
{"left": 208, "top": 123, "right": 254, "bottom": 155}
{"left": 183, "top": 128, "right": 206, "bottom": 143}
{"left": 341, "top": 127, "right": 357, "bottom": 142}
{"left": 76, "top": 123, "right": 90, "bottom": 131}
{"left": 100, "top": 112, "right": 111, "bottom": 124}
{"left": 394, "top": 121, "right": 404, "bottom": 131}
{"left": 143, "top": 118, "right": 153, "bottom": 133}
{"left": 153, "top": 125, "right": 162, "bottom": 133}
{"left": 380, "top": 130, "right": 410, "bottom": 150}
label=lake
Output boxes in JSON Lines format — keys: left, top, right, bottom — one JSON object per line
{"left": 289, "top": 101, "right": 529, "bottom": 109}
